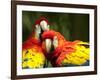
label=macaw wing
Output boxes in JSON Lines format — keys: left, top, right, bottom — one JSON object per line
{"left": 22, "top": 47, "right": 46, "bottom": 69}
{"left": 22, "top": 38, "right": 46, "bottom": 69}
{"left": 55, "top": 41, "right": 90, "bottom": 67}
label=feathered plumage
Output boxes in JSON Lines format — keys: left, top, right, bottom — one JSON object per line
{"left": 42, "top": 30, "right": 90, "bottom": 67}
{"left": 22, "top": 17, "right": 49, "bottom": 69}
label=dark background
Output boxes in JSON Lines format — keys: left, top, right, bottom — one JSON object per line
{"left": 22, "top": 11, "right": 89, "bottom": 42}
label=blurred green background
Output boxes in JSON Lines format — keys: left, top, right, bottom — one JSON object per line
{"left": 22, "top": 11, "right": 89, "bottom": 42}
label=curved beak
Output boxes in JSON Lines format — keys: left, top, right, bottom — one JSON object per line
{"left": 45, "top": 39, "right": 52, "bottom": 53}
{"left": 40, "top": 20, "right": 49, "bottom": 31}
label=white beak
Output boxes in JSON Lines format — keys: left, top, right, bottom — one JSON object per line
{"left": 40, "top": 20, "right": 49, "bottom": 31}
{"left": 45, "top": 39, "right": 52, "bottom": 53}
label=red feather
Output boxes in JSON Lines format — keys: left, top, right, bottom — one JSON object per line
{"left": 42, "top": 30, "right": 55, "bottom": 40}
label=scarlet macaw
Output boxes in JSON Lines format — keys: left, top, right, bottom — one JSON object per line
{"left": 42, "top": 30, "right": 90, "bottom": 67}
{"left": 22, "top": 17, "right": 50, "bottom": 69}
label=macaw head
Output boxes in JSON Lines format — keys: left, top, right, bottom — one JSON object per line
{"left": 42, "top": 30, "right": 59, "bottom": 53}
{"left": 33, "top": 17, "right": 50, "bottom": 40}
{"left": 42, "top": 30, "right": 64, "bottom": 67}
{"left": 39, "top": 17, "right": 50, "bottom": 31}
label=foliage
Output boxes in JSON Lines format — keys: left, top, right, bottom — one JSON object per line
{"left": 22, "top": 11, "right": 89, "bottom": 42}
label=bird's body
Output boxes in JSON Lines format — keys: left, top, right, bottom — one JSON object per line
{"left": 22, "top": 33, "right": 46, "bottom": 69}
{"left": 55, "top": 40, "right": 89, "bottom": 67}
{"left": 22, "top": 17, "right": 49, "bottom": 69}
{"left": 42, "top": 30, "right": 90, "bottom": 67}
